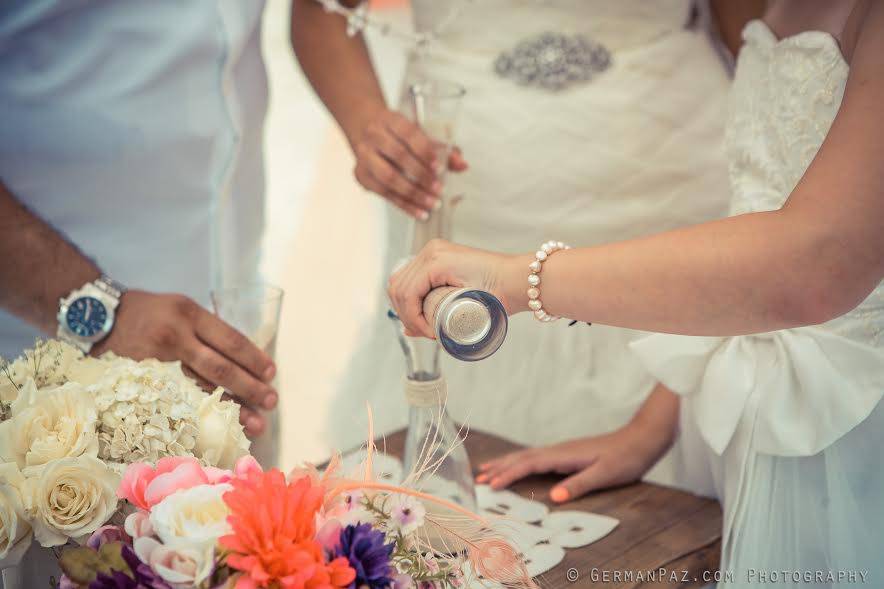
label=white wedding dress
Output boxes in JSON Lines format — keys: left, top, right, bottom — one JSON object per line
{"left": 633, "top": 21, "right": 884, "bottom": 586}
{"left": 329, "top": 0, "right": 733, "bottom": 466}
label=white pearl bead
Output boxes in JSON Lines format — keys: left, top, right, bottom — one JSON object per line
{"left": 528, "top": 260, "right": 542, "bottom": 273}
{"left": 528, "top": 299, "right": 542, "bottom": 311}
{"left": 527, "top": 287, "right": 540, "bottom": 299}
{"left": 541, "top": 243, "right": 553, "bottom": 254}
{"left": 535, "top": 250, "right": 548, "bottom": 261}
{"left": 528, "top": 273, "right": 541, "bottom": 286}
{"left": 557, "top": 241, "right": 565, "bottom": 249}
{"left": 534, "top": 309, "right": 547, "bottom": 320}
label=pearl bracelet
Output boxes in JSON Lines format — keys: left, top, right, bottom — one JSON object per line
{"left": 527, "top": 240, "right": 570, "bottom": 322}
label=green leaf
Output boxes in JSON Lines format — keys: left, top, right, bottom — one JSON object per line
{"left": 58, "top": 542, "right": 133, "bottom": 585}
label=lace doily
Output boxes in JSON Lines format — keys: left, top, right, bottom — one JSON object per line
{"left": 340, "top": 450, "right": 619, "bottom": 577}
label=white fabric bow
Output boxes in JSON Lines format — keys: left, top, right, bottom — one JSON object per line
{"left": 631, "top": 327, "right": 884, "bottom": 457}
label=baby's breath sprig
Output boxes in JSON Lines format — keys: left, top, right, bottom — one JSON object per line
{"left": 28, "top": 338, "right": 66, "bottom": 387}
{"left": 0, "top": 355, "right": 16, "bottom": 421}
{"left": 0, "top": 355, "right": 16, "bottom": 389}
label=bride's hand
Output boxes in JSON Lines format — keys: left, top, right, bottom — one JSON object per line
{"left": 351, "top": 108, "right": 468, "bottom": 220}
{"left": 388, "top": 239, "right": 529, "bottom": 337}
{"left": 475, "top": 423, "right": 673, "bottom": 503}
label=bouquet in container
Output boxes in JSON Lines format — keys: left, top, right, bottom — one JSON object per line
{"left": 0, "top": 341, "right": 534, "bottom": 589}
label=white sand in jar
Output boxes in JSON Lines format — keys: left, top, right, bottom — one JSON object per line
{"left": 443, "top": 299, "right": 491, "bottom": 344}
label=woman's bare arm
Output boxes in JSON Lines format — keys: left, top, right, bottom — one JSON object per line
{"left": 290, "top": 0, "right": 386, "bottom": 145}
{"left": 388, "top": 3, "right": 884, "bottom": 338}
{"left": 290, "top": 1, "right": 465, "bottom": 218}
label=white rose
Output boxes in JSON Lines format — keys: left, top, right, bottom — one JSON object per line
{"left": 0, "top": 380, "right": 99, "bottom": 473}
{"left": 147, "top": 483, "right": 230, "bottom": 585}
{"left": 193, "top": 389, "right": 249, "bottom": 469}
{"left": 21, "top": 456, "right": 119, "bottom": 547}
{"left": 150, "top": 483, "right": 232, "bottom": 550}
{"left": 0, "top": 463, "right": 32, "bottom": 568}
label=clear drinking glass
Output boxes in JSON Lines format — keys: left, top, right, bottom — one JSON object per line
{"left": 210, "top": 283, "right": 284, "bottom": 468}
{"left": 404, "top": 80, "right": 466, "bottom": 190}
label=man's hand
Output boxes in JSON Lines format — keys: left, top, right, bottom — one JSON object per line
{"left": 93, "top": 290, "right": 277, "bottom": 437}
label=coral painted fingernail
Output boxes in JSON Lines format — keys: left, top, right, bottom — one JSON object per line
{"left": 476, "top": 473, "right": 488, "bottom": 483}
{"left": 432, "top": 181, "right": 442, "bottom": 194}
{"left": 490, "top": 477, "right": 502, "bottom": 488}
{"left": 263, "top": 392, "right": 278, "bottom": 410}
{"left": 418, "top": 210, "right": 429, "bottom": 221}
{"left": 550, "top": 487, "right": 570, "bottom": 503}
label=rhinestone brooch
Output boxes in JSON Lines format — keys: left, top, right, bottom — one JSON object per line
{"left": 494, "top": 32, "right": 611, "bottom": 92}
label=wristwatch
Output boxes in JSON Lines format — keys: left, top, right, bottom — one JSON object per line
{"left": 57, "top": 275, "right": 126, "bottom": 353}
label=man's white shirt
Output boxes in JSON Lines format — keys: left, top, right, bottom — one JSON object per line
{"left": 0, "top": 0, "right": 269, "bottom": 356}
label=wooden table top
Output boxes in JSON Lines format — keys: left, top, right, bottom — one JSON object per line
{"left": 378, "top": 428, "right": 722, "bottom": 589}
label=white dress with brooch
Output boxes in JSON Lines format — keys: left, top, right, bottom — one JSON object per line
{"left": 632, "top": 21, "right": 884, "bottom": 586}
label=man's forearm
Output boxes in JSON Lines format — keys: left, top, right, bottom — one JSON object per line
{"left": 291, "top": 0, "right": 388, "bottom": 145}
{"left": 0, "top": 181, "right": 100, "bottom": 333}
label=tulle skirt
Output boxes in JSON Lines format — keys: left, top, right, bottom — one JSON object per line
{"left": 633, "top": 324, "right": 884, "bottom": 586}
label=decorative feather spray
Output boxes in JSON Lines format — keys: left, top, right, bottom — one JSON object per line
{"left": 321, "top": 406, "right": 538, "bottom": 589}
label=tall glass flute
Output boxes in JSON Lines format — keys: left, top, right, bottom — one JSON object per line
{"left": 210, "top": 283, "right": 284, "bottom": 468}
{"left": 393, "top": 80, "right": 477, "bottom": 529}
{"left": 403, "top": 80, "right": 466, "bottom": 250}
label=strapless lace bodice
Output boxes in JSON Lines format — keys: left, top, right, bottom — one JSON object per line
{"left": 728, "top": 21, "right": 884, "bottom": 345}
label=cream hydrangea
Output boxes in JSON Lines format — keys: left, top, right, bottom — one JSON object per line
{"left": 86, "top": 357, "right": 201, "bottom": 465}
{"left": 21, "top": 455, "right": 119, "bottom": 547}
{"left": 0, "top": 379, "right": 99, "bottom": 474}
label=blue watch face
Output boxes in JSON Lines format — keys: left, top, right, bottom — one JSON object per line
{"left": 66, "top": 296, "right": 108, "bottom": 338}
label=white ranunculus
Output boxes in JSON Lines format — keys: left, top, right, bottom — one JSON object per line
{"left": 0, "top": 379, "right": 99, "bottom": 473}
{"left": 134, "top": 536, "right": 214, "bottom": 588}
{"left": 192, "top": 389, "right": 250, "bottom": 469}
{"left": 0, "top": 462, "right": 32, "bottom": 568}
{"left": 149, "top": 483, "right": 232, "bottom": 550}
{"left": 21, "top": 456, "right": 119, "bottom": 547}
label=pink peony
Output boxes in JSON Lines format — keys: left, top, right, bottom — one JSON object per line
{"left": 118, "top": 457, "right": 219, "bottom": 510}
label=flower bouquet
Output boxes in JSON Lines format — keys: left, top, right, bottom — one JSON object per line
{"left": 0, "top": 341, "right": 535, "bottom": 589}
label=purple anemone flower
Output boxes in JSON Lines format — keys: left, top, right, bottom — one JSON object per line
{"left": 334, "top": 523, "right": 395, "bottom": 589}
